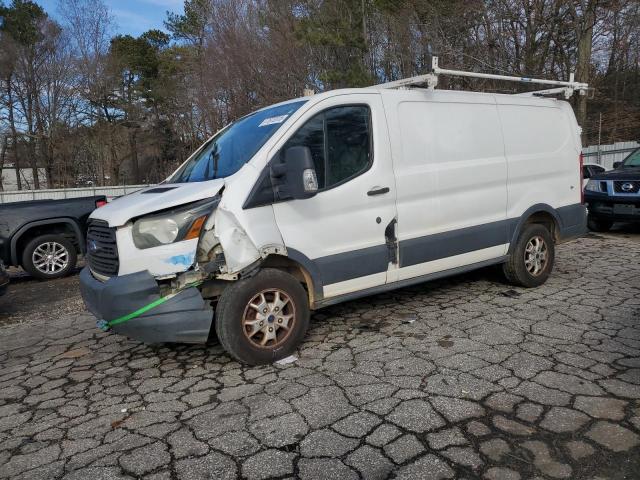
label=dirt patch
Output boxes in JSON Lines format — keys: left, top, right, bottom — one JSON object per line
{"left": 0, "top": 266, "right": 85, "bottom": 327}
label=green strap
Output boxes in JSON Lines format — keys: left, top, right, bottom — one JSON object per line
{"left": 108, "top": 296, "right": 170, "bottom": 327}
{"left": 106, "top": 281, "right": 203, "bottom": 329}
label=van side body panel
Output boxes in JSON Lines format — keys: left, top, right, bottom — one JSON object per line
{"left": 495, "top": 95, "right": 583, "bottom": 229}
{"left": 382, "top": 90, "right": 510, "bottom": 283}
{"left": 268, "top": 89, "right": 584, "bottom": 305}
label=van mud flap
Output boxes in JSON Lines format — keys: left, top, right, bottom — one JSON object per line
{"left": 80, "top": 268, "right": 213, "bottom": 344}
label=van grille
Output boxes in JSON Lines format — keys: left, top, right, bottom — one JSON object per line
{"left": 86, "top": 220, "right": 119, "bottom": 277}
{"left": 614, "top": 181, "right": 639, "bottom": 194}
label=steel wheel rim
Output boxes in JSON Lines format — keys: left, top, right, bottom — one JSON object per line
{"left": 524, "top": 235, "right": 548, "bottom": 277}
{"left": 32, "top": 242, "right": 69, "bottom": 275}
{"left": 242, "top": 289, "right": 296, "bottom": 348}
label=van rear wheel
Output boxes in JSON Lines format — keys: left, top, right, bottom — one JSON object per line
{"left": 502, "top": 224, "right": 554, "bottom": 288}
{"left": 215, "top": 269, "right": 310, "bottom": 365}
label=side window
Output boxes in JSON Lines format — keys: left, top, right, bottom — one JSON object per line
{"left": 326, "top": 106, "right": 371, "bottom": 186}
{"left": 282, "top": 105, "right": 372, "bottom": 190}
{"left": 280, "top": 115, "right": 326, "bottom": 188}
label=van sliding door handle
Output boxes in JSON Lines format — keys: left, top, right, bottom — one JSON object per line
{"left": 367, "top": 187, "right": 390, "bottom": 196}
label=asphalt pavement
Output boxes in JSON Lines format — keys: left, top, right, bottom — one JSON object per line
{"left": 0, "top": 230, "right": 639, "bottom": 479}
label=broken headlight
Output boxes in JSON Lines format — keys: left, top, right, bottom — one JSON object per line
{"left": 132, "top": 198, "right": 218, "bottom": 249}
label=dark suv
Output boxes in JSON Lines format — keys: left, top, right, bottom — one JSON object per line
{"left": 584, "top": 147, "right": 640, "bottom": 231}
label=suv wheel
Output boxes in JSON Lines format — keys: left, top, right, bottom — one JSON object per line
{"left": 503, "top": 224, "right": 555, "bottom": 288}
{"left": 215, "top": 269, "right": 310, "bottom": 365}
{"left": 22, "top": 234, "right": 77, "bottom": 280}
{"left": 587, "top": 216, "right": 613, "bottom": 232}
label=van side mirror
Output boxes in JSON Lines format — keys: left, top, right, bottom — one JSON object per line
{"left": 613, "top": 161, "right": 622, "bottom": 169}
{"left": 270, "top": 146, "right": 319, "bottom": 200}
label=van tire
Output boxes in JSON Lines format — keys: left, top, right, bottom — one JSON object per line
{"left": 215, "top": 269, "right": 310, "bottom": 365}
{"left": 22, "top": 234, "right": 77, "bottom": 280}
{"left": 502, "top": 224, "right": 554, "bottom": 288}
{"left": 587, "top": 216, "right": 613, "bottom": 232}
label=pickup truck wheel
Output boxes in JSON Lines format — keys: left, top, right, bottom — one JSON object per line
{"left": 587, "top": 216, "right": 613, "bottom": 232}
{"left": 215, "top": 269, "right": 310, "bottom": 365}
{"left": 22, "top": 234, "right": 77, "bottom": 280}
{"left": 502, "top": 224, "right": 554, "bottom": 288}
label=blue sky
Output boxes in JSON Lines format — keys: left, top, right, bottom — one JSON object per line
{"left": 35, "top": 0, "right": 184, "bottom": 37}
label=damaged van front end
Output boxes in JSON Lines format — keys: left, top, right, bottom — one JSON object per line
{"left": 79, "top": 99, "right": 309, "bottom": 347}
{"left": 79, "top": 188, "right": 270, "bottom": 344}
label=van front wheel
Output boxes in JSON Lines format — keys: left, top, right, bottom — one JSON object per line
{"left": 503, "top": 224, "right": 555, "bottom": 288}
{"left": 215, "top": 269, "right": 310, "bottom": 365}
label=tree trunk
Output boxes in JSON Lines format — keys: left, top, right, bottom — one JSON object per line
{"left": 575, "top": 1, "right": 597, "bottom": 138}
{"left": 6, "top": 77, "right": 22, "bottom": 190}
{"left": 129, "top": 128, "right": 140, "bottom": 184}
{"left": 0, "top": 136, "right": 7, "bottom": 191}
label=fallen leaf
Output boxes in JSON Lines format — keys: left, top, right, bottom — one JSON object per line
{"left": 111, "top": 418, "right": 126, "bottom": 429}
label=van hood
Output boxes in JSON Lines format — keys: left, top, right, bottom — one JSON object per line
{"left": 91, "top": 179, "right": 225, "bottom": 227}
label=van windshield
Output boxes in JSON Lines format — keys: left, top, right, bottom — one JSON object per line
{"left": 169, "top": 101, "right": 307, "bottom": 183}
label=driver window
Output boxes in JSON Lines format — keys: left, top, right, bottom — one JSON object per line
{"left": 282, "top": 105, "right": 372, "bottom": 190}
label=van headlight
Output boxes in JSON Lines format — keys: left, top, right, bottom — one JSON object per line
{"left": 585, "top": 180, "right": 602, "bottom": 192}
{"left": 132, "top": 198, "right": 219, "bottom": 249}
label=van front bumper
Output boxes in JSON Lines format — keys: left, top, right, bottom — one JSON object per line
{"left": 79, "top": 267, "right": 213, "bottom": 344}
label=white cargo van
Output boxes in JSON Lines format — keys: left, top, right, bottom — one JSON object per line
{"left": 80, "top": 65, "right": 587, "bottom": 364}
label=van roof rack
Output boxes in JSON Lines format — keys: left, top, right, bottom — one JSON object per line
{"left": 375, "top": 56, "right": 589, "bottom": 99}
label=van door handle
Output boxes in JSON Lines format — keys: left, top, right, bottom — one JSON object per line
{"left": 367, "top": 187, "right": 390, "bottom": 196}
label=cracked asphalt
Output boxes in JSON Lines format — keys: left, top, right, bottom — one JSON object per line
{"left": 1, "top": 232, "right": 639, "bottom": 480}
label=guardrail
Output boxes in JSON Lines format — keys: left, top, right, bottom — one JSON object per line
{"left": 2, "top": 141, "right": 638, "bottom": 202}
{"left": 0, "top": 185, "right": 151, "bottom": 204}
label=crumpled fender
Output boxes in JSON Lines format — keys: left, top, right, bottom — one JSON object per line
{"left": 213, "top": 206, "right": 261, "bottom": 273}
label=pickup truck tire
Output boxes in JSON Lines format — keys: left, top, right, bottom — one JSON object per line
{"left": 22, "top": 234, "right": 77, "bottom": 280}
{"left": 587, "top": 216, "right": 613, "bottom": 232}
{"left": 502, "top": 224, "right": 554, "bottom": 288}
{"left": 215, "top": 268, "right": 310, "bottom": 365}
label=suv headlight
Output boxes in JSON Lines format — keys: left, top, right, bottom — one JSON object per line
{"left": 585, "top": 180, "right": 602, "bottom": 192}
{"left": 132, "top": 198, "right": 219, "bottom": 249}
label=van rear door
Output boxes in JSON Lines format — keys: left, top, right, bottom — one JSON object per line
{"left": 384, "top": 91, "right": 509, "bottom": 282}
{"left": 270, "top": 93, "right": 398, "bottom": 299}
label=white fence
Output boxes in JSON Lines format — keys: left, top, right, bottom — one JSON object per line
{"left": 0, "top": 185, "right": 150, "bottom": 204}
{"left": 1, "top": 140, "right": 638, "bottom": 203}
{"left": 582, "top": 141, "right": 639, "bottom": 170}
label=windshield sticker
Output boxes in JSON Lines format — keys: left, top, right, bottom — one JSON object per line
{"left": 259, "top": 115, "right": 289, "bottom": 127}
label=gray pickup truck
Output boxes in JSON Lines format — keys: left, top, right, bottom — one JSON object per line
{"left": 0, "top": 196, "right": 106, "bottom": 280}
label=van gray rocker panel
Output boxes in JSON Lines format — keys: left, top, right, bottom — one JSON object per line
{"left": 286, "top": 203, "right": 585, "bottom": 305}
{"left": 400, "top": 220, "right": 508, "bottom": 268}
{"left": 315, "top": 256, "right": 508, "bottom": 308}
